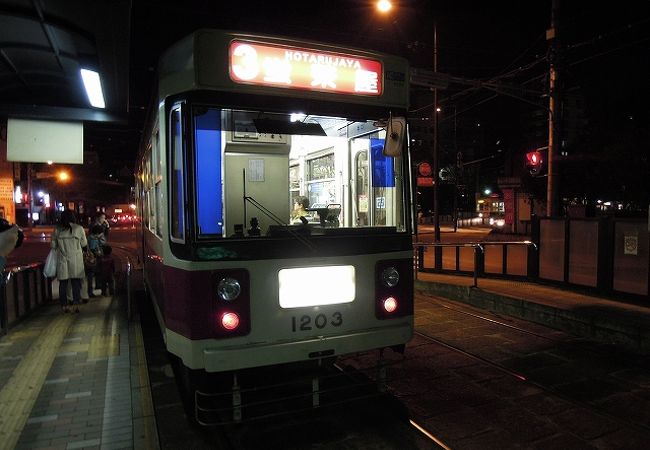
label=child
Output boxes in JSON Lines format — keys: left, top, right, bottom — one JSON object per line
{"left": 97, "top": 245, "right": 116, "bottom": 296}
{"left": 85, "top": 225, "right": 105, "bottom": 299}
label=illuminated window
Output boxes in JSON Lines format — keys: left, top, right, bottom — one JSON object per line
{"left": 170, "top": 105, "right": 185, "bottom": 241}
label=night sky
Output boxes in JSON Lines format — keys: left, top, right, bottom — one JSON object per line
{"left": 105, "top": 0, "right": 648, "bottom": 208}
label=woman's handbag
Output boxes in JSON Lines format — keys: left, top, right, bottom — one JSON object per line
{"left": 44, "top": 249, "right": 57, "bottom": 277}
{"left": 83, "top": 250, "right": 97, "bottom": 269}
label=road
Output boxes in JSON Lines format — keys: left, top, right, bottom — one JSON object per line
{"left": 5, "top": 225, "right": 138, "bottom": 269}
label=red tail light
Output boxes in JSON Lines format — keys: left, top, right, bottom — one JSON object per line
{"left": 383, "top": 297, "right": 398, "bottom": 313}
{"left": 221, "top": 312, "right": 240, "bottom": 330}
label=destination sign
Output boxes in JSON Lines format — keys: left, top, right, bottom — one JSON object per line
{"left": 229, "top": 40, "right": 382, "bottom": 96}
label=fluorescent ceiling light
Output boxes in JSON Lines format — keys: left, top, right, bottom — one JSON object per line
{"left": 80, "top": 68, "right": 106, "bottom": 109}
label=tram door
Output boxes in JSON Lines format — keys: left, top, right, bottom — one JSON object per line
{"left": 351, "top": 137, "right": 399, "bottom": 227}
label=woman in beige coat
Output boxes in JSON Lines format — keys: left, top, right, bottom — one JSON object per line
{"left": 52, "top": 209, "right": 87, "bottom": 313}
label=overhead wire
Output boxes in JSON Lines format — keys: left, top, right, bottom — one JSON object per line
{"left": 409, "top": 32, "right": 548, "bottom": 116}
{"left": 412, "top": 15, "right": 650, "bottom": 119}
{"left": 563, "top": 16, "right": 650, "bottom": 51}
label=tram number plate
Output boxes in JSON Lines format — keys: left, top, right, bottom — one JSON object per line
{"left": 291, "top": 312, "right": 343, "bottom": 332}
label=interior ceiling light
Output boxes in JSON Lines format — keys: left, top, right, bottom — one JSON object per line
{"left": 80, "top": 68, "right": 106, "bottom": 109}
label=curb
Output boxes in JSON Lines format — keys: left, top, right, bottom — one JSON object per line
{"left": 415, "top": 279, "right": 650, "bottom": 354}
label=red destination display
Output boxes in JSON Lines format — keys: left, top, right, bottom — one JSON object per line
{"left": 229, "top": 40, "right": 382, "bottom": 96}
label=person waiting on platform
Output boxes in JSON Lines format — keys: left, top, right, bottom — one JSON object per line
{"left": 85, "top": 224, "right": 105, "bottom": 299}
{"left": 0, "top": 223, "right": 19, "bottom": 274}
{"left": 52, "top": 210, "right": 87, "bottom": 313}
{"left": 92, "top": 213, "right": 110, "bottom": 240}
{"left": 96, "top": 245, "right": 116, "bottom": 296}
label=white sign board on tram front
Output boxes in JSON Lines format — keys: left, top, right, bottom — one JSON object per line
{"left": 229, "top": 40, "right": 383, "bottom": 97}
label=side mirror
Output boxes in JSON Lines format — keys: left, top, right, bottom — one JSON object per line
{"left": 383, "top": 116, "right": 406, "bottom": 157}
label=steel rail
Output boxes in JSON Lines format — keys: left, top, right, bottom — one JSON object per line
{"left": 421, "top": 293, "right": 562, "bottom": 343}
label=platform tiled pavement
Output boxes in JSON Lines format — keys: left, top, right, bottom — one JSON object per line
{"left": 0, "top": 287, "right": 158, "bottom": 450}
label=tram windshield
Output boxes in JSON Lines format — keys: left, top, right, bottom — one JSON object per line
{"left": 188, "top": 107, "right": 407, "bottom": 239}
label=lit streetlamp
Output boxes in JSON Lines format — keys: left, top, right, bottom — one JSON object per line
{"left": 57, "top": 170, "right": 70, "bottom": 182}
{"left": 376, "top": 0, "right": 392, "bottom": 13}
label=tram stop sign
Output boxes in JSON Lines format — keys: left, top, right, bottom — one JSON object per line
{"left": 417, "top": 163, "right": 434, "bottom": 187}
{"left": 418, "top": 162, "right": 432, "bottom": 176}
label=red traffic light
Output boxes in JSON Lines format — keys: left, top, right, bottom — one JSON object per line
{"left": 526, "top": 151, "right": 542, "bottom": 166}
{"left": 525, "top": 150, "right": 544, "bottom": 175}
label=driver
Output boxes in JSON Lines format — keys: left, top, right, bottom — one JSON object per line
{"left": 291, "top": 196, "right": 311, "bottom": 223}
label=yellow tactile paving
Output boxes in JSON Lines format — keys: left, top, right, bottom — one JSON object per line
{"left": 0, "top": 313, "right": 73, "bottom": 450}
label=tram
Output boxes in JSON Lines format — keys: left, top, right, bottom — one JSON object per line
{"left": 135, "top": 29, "right": 414, "bottom": 423}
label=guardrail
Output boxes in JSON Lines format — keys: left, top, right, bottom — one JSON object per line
{"left": 0, "top": 264, "right": 53, "bottom": 336}
{"left": 125, "top": 257, "right": 132, "bottom": 321}
{"left": 414, "top": 241, "right": 538, "bottom": 287}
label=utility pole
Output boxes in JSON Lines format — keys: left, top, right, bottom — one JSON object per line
{"left": 546, "top": 0, "right": 560, "bottom": 216}
{"left": 432, "top": 22, "right": 441, "bottom": 243}
{"left": 27, "top": 163, "right": 33, "bottom": 228}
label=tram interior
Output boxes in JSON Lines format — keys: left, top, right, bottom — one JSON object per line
{"left": 195, "top": 108, "right": 406, "bottom": 238}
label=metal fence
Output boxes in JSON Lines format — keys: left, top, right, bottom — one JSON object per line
{"left": 0, "top": 263, "right": 53, "bottom": 336}
{"left": 415, "top": 241, "right": 537, "bottom": 287}
{"left": 415, "top": 217, "right": 650, "bottom": 300}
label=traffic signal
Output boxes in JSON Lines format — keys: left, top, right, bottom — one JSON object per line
{"left": 525, "top": 150, "right": 543, "bottom": 175}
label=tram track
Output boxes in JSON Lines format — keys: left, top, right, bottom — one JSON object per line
{"left": 421, "top": 292, "right": 650, "bottom": 371}
{"left": 414, "top": 294, "right": 650, "bottom": 438}
{"left": 137, "top": 286, "right": 449, "bottom": 449}
{"left": 421, "top": 293, "right": 566, "bottom": 344}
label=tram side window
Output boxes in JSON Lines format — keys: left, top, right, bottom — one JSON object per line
{"left": 289, "top": 164, "right": 300, "bottom": 211}
{"left": 153, "top": 129, "right": 163, "bottom": 237}
{"left": 306, "top": 153, "right": 336, "bottom": 209}
{"left": 170, "top": 106, "right": 185, "bottom": 241}
{"left": 145, "top": 151, "right": 156, "bottom": 233}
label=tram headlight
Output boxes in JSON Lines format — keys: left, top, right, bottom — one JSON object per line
{"left": 381, "top": 267, "right": 400, "bottom": 287}
{"left": 217, "top": 277, "right": 241, "bottom": 301}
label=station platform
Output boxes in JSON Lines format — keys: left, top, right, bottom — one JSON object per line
{"left": 416, "top": 272, "right": 650, "bottom": 354}
{"left": 0, "top": 284, "right": 158, "bottom": 450}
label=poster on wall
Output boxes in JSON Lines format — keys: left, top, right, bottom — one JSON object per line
{"left": 624, "top": 234, "right": 638, "bottom": 255}
{"left": 503, "top": 188, "right": 514, "bottom": 225}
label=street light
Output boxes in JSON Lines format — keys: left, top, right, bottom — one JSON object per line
{"left": 376, "top": 0, "right": 392, "bottom": 13}
{"left": 57, "top": 170, "right": 70, "bottom": 182}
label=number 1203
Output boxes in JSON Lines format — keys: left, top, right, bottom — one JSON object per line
{"left": 291, "top": 312, "right": 343, "bottom": 332}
